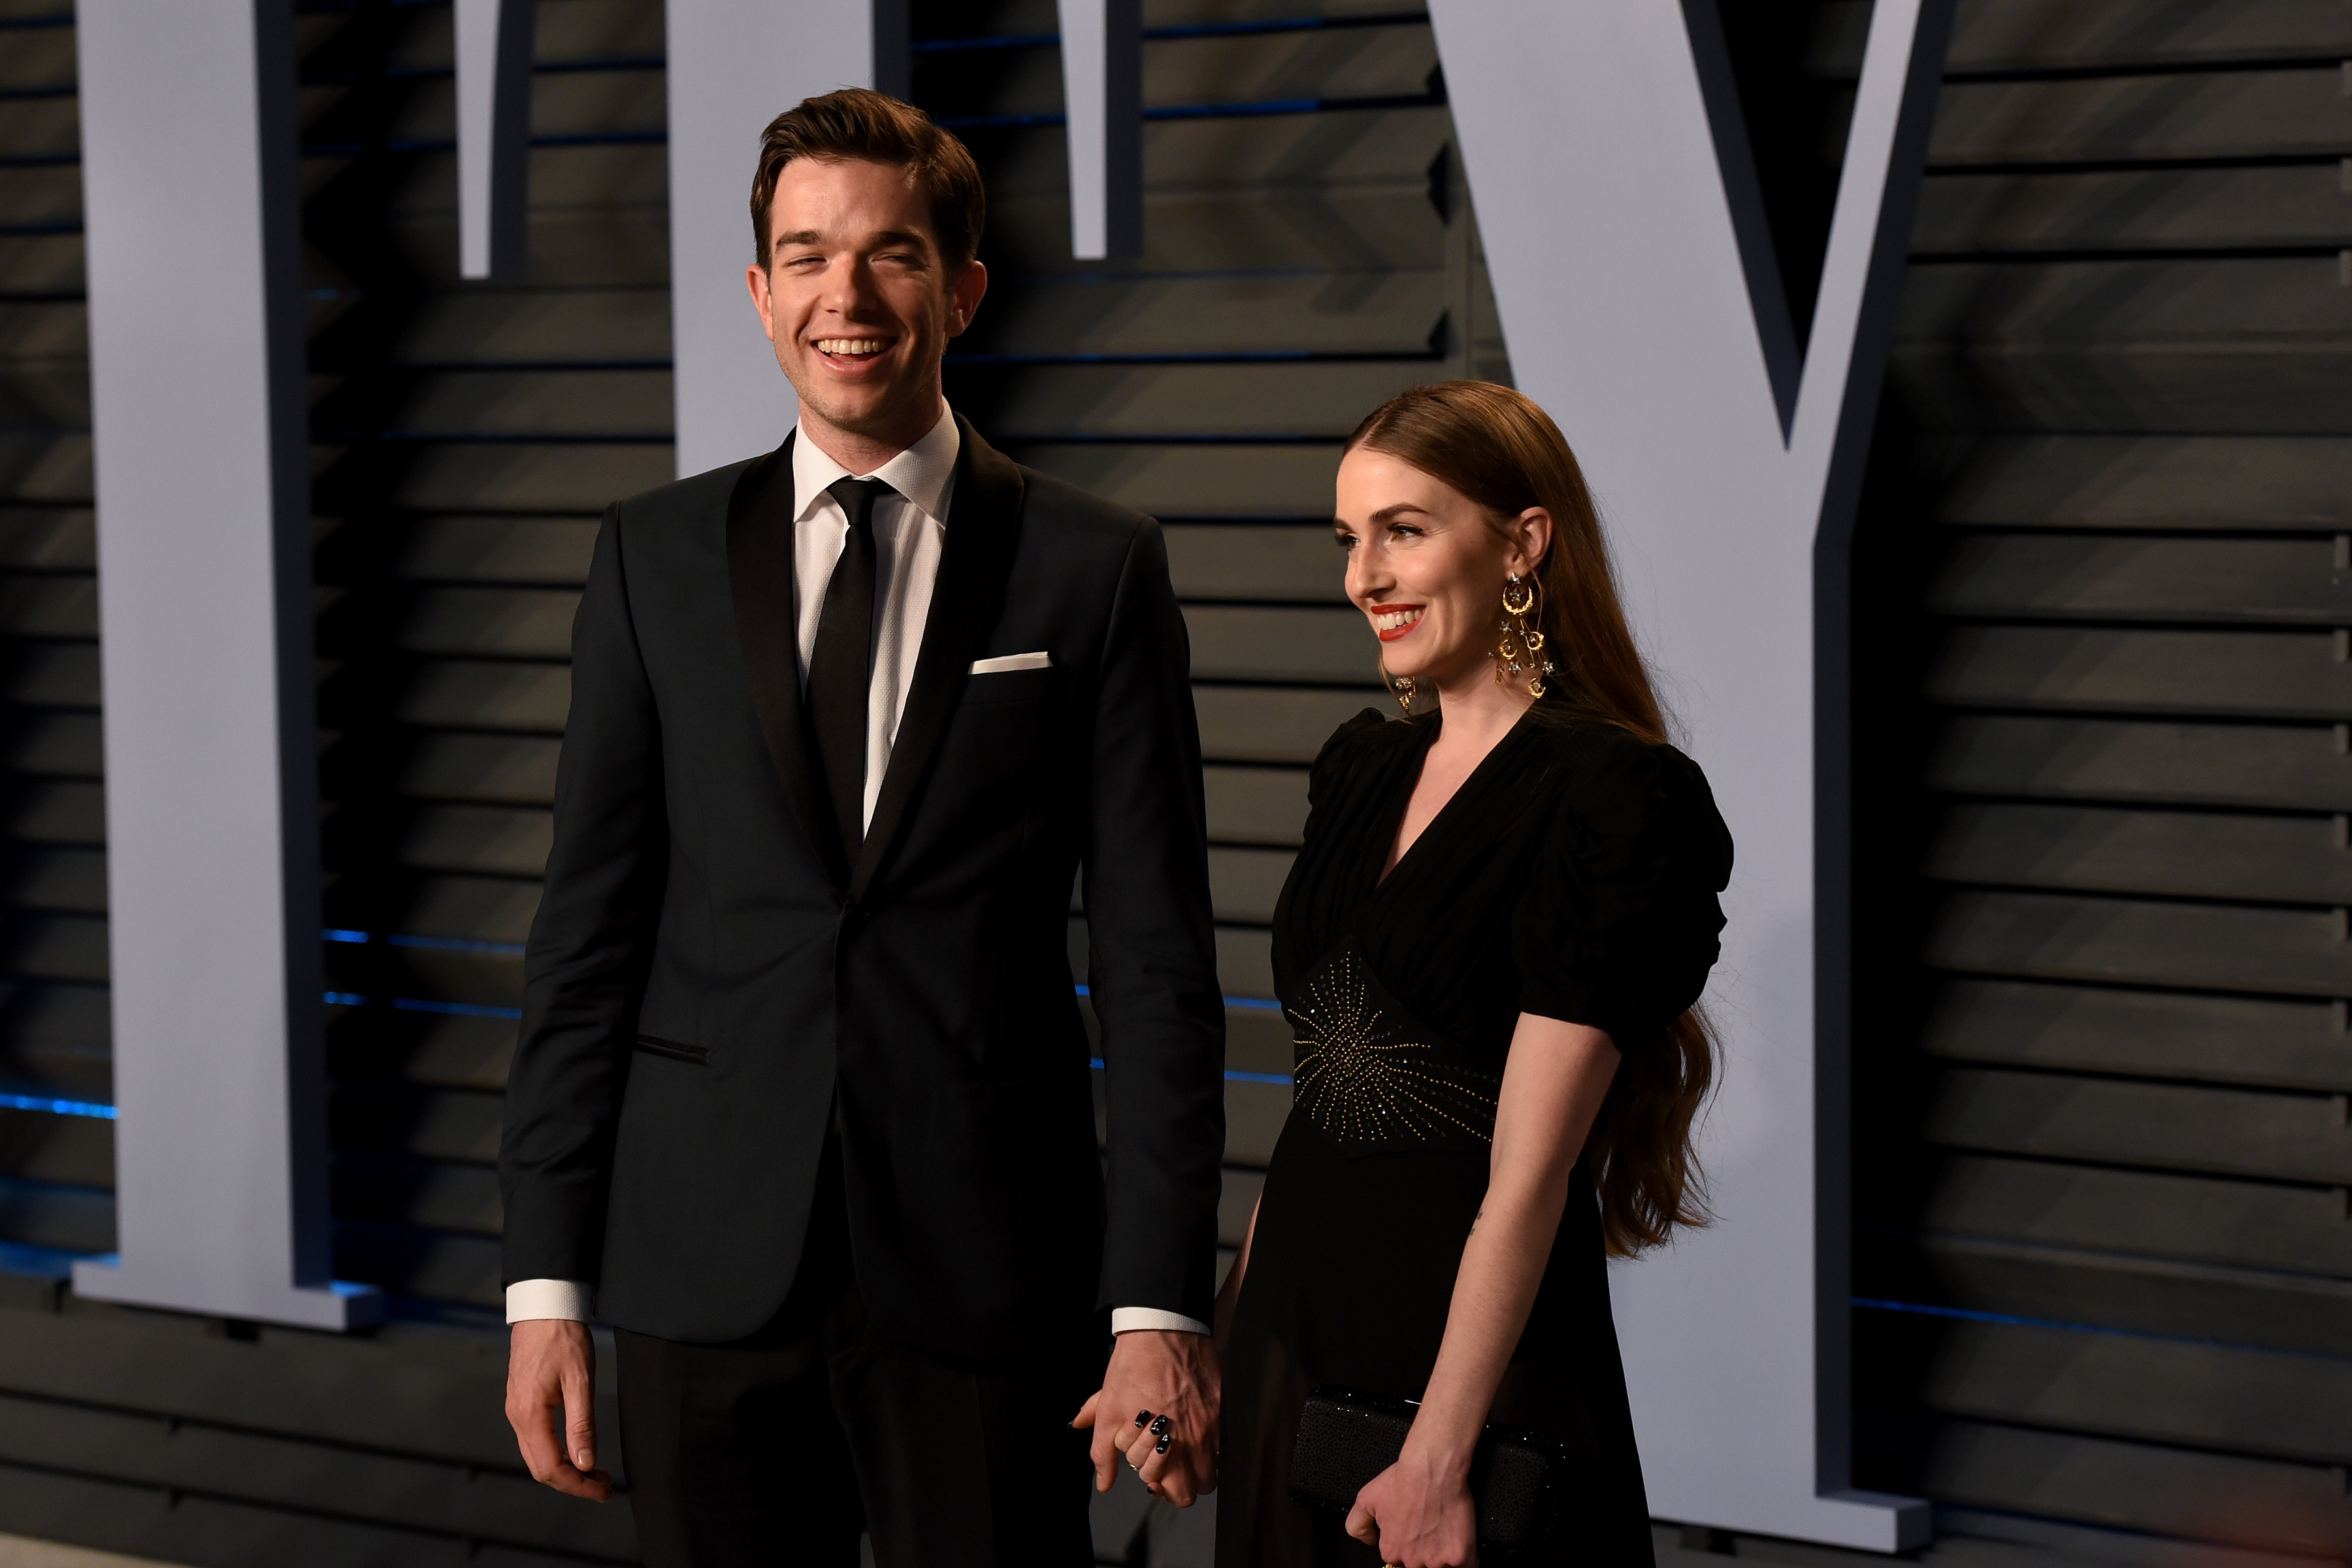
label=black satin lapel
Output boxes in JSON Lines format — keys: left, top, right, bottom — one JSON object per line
{"left": 725, "top": 431, "right": 849, "bottom": 890}
{"left": 850, "top": 417, "right": 1026, "bottom": 902}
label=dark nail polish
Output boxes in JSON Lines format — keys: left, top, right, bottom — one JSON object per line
{"left": 1155, "top": 1435, "right": 1171, "bottom": 1454}
{"left": 1150, "top": 1414, "right": 1171, "bottom": 1436}
{"left": 1134, "top": 1409, "right": 1152, "bottom": 1428}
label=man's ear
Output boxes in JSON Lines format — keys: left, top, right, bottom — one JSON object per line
{"left": 946, "top": 258, "right": 989, "bottom": 338}
{"left": 747, "top": 261, "right": 777, "bottom": 344}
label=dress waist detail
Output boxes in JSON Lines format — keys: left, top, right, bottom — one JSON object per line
{"left": 1285, "top": 943, "right": 1499, "bottom": 1149}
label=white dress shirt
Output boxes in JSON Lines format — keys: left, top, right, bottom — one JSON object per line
{"left": 507, "top": 403, "right": 1207, "bottom": 1338}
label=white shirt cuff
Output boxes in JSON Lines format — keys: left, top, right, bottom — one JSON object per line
{"left": 506, "top": 1279, "right": 595, "bottom": 1324}
{"left": 1112, "top": 1307, "right": 1211, "bottom": 1335}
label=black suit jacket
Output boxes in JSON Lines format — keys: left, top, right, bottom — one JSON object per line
{"left": 498, "top": 418, "right": 1226, "bottom": 1363}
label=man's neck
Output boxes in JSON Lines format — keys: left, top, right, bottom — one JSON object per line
{"left": 797, "top": 395, "right": 945, "bottom": 477}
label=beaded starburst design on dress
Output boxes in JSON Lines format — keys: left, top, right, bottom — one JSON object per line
{"left": 1288, "top": 950, "right": 1499, "bottom": 1145}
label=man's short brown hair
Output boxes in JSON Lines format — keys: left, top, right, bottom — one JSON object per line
{"left": 749, "top": 88, "right": 987, "bottom": 270}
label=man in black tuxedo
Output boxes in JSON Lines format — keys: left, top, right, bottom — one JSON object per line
{"left": 497, "top": 89, "right": 1226, "bottom": 1566}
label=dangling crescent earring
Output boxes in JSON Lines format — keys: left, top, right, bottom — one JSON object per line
{"left": 1379, "top": 653, "right": 1418, "bottom": 716}
{"left": 1496, "top": 574, "right": 1554, "bottom": 698}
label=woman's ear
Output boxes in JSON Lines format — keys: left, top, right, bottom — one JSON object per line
{"left": 1511, "top": 507, "right": 1554, "bottom": 575}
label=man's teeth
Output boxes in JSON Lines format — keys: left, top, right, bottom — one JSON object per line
{"left": 817, "top": 338, "right": 887, "bottom": 355}
{"left": 1375, "top": 608, "right": 1424, "bottom": 632}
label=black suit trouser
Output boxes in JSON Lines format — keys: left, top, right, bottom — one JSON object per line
{"left": 613, "top": 1134, "right": 1103, "bottom": 1568}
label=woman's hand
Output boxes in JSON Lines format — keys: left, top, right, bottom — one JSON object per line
{"left": 1345, "top": 1452, "right": 1478, "bottom": 1567}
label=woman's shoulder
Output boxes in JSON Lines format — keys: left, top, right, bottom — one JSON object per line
{"left": 1307, "top": 708, "right": 1413, "bottom": 804}
{"left": 1522, "top": 715, "right": 1729, "bottom": 855}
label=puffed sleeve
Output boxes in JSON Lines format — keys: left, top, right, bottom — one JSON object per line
{"left": 1512, "top": 734, "right": 1733, "bottom": 1043}
{"left": 1307, "top": 708, "right": 1393, "bottom": 811}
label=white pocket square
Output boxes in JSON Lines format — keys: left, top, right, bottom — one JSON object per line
{"left": 970, "top": 651, "right": 1052, "bottom": 674}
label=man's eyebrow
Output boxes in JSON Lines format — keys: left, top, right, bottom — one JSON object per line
{"left": 770, "top": 228, "right": 934, "bottom": 255}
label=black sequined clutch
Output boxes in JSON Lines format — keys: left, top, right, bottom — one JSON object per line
{"left": 1288, "top": 1386, "right": 1560, "bottom": 1554}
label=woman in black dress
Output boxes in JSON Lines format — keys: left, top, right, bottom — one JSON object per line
{"left": 1213, "top": 382, "right": 1733, "bottom": 1567}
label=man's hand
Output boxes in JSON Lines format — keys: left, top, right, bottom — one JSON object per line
{"left": 1071, "top": 1330, "right": 1219, "bottom": 1507}
{"left": 505, "top": 1319, "right": 615, "bottom": 1501}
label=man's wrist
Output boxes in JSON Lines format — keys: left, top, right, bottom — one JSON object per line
{"left": 506, "top": 1279, "right": 594, "bottom": 1324}
{"left": 1111, "top": 1306, "right": 1210, "bottom": 1336}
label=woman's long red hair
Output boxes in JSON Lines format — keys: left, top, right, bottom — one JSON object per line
{"left": 1348, "top": 380, "right": 1716, "bottom": 1256}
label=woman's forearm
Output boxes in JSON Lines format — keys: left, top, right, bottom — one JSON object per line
{"left": 1399, "top": 1015, "right": 1620, "bottom": 1477}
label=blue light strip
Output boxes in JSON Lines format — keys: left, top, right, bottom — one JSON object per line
{"left": 1074, "top": 985, "right": 1281, "bottom": 1011}
{"left": 393, "top": 998, "right": 524, "bottom": 1021}
{"left": 1088, "top": 1058, "right": 1292, "bottom": 1086}
{"left": 0, "top": 1092, "right": 115, "bottom": 1120}
{"left": 325, "top": 928, "right": 525, "bottom": 956}
{"left": 1852, "top": 1296, "right": 2352, "bottom": 1362}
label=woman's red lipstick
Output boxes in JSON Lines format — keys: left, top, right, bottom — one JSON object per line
{"left": 1369, "top": 603, "right": 1425, "bottom": 643}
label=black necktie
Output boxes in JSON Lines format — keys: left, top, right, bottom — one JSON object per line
{"left": 806, "top": 477, "right": 894, "bottom": 868}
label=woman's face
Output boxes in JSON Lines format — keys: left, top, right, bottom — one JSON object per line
{"left": 1333, "top": 446, "right": 1544, "bottom": 689}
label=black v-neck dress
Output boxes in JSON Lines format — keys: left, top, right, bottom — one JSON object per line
{"left": 1216, "top": 704, "right": 1733, "bottom": 1567}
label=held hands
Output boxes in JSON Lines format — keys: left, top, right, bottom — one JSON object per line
{"left": 1346, "top": 1448, "right": 1478, "bottom": 1568}
{"left": 1071, "top": 1329, "right": 1220, "bottom": 1507}
{"left": 505, "top": 1318, "right": 615, "bottom": 1501}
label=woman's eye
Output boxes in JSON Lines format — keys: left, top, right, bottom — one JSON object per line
{"left": 1331, "top": 532, "right": 1356, "bottom": 550}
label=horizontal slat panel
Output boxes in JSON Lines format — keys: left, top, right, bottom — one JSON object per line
{"left": 1929, "top": 535, "right": 2351, "bottom": 625}
{"left": 1932, "top": 435, "right": 2352, "bottom": 531}
{"left": 333, "top": 1220, "right": 505, "bottom": 1310}
{"left": 0, "top": 845, "right": 104, "bottom": 913}
{"left": 1927, "top": 627, "right": 2352, "bottom": 721}
{"left": 1166, "top": 525, "right": 1344, "bottom": 602}
{"left": 400, "top": 805, "right": 551, "bottom": 877}
{"left": 0, "top": 433, "right": 90, "bottom": 506}
{"left": 4, "top": 710, "right": 102, "bottom": 778}
{"left": 0, "top": 912, "right": 106, "bottom": 982}
{"left": 0, "top": 1176, "right": 110, "bottom": 1255}
{"left": 394, "top": 517, "right": 598, "bottom": 586}
{"left": 391, "top": 661, "right": 571, "bottom": 733}
{"left": 0, "top": 641, "right": 98, "bottom": 707}
{"left": 1203, "top": 765, "right": 1308, "bottom": 845}
{"left": 332, "top": 1085, "right": 502, "bottom": 1166}
{"left": 1921, "top": 979, "right": 2352, "bottom": 1091}
{"left": 1225, "top": 1073, "right": 1289, "bottom": 1166}
{"left": 924, "top": 22, "right": 1433, "bottom": 120}
{"left": 335, "top": 945, "right": 523, "bottom": 1013}
{"left": 1927, "top": 887, "right": 2352, "bottom": 996}
{"left": 964, "top": 357, "right": 1428, "bottom": 441}
{"left": 988, "top": 186, "right": 1441, "bottom": 275}
{"left": 0, "top": 573, "right": 91, "bottom": 637}
{"left": 391, "top": 875, "right": 541, "bottom": 945}
{"left": 398, "top": 587, "right": 580, "bottom": 661}
{"left": 0, "top": 1106, "right": 110, "bottom": 1187}
{"left": 397, "top": 733, "right": 562, "bottom": 806}
{"left": 1916, "top": 166, "right": 2352, "bottom": 254}
{"left": 329, "top": 1009, "right": 517, "bottom": 1094}
{"left": 1015, "top": 441, "right": 1340, "bottom": 519}
{"left": 1925, "top": 715, "right": 2352, "bottom": 811}
{"left": 974, "top": 271, "right": 1443, "bottom": 359}
{"left": 1923, "top": 802, "right": 2352, "bottom": 903}
{"left": 1948, "top": 0, "right": 2352, "bottom": 69}
{"left": 984, "top": 106, "right": 1452, "bottom": 197}
{"left": 1916, "top": 1152, "right": 2352, "bottom": 1279}
{"left": 1900, "top": 258, "right": 2352, "bottom": 345}
{"left": 1217, "top": 926, "right": 1273, "bottom": 999}
{"left": 0, "top": 509, "right": 92, "bottom": 570}
{"left": 351, "top": 368, "right": 672, "bottom": 441}
{"left": 333, "top": 1153, "right": 502, "bottom": 1237}
{"left": 1884, "top": 1416, "right": 2352, "bottom": 1554}
{"left": 342, "top": 63, "right": 665, "bottom": 148}
{"left": 0, "top": 29, "right": 70, "bottom": 91}
{"left": 340, "top": 441, "right": 673, "bottom": 514}
{"left": 349, "top": 289, "right": 669, "bottom": 368}
{"left": 1194, "top": 685, "right": 1388, "bottom": 764}
{"left": 1928, "top": 69, "right": 2352, "bottom": 165}
{"left": 1922, "top": 1064, "right": 2352, "bottom": 1184}
{"left": 3, "top": 781, "right": 98, "bottom": 843}
{"left": 0, "top": 101, "right": 74, "bottom": 161}
{"left": 0, "top": 980, "right": 110, "bottom": 1097}
{"left": 1207, "top": 847, "right": 1292, "bottom": 925}
{"left": 1186, "top": 605, "right": 1369, "bottom": 682}
{"left": 1882, "top": 1232, "right": 2352, "bottom": 1357}
{"left": 0, "top": 1387, "right": 637, "bottom": 1559}
{"left": 1877, "top": 1313, "right": 2352, "bottom": 1465}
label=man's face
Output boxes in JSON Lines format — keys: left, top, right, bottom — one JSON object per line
{"left": 747, "top": 156, "right": 986, "bottom": 445}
